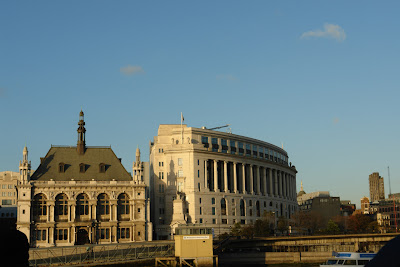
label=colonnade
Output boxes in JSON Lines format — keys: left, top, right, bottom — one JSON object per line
{"left": 203, "top": 160, "right": 296, "bottom": 200}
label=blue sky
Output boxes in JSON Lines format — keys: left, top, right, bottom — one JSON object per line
{"left": 1, "top": 1, "right": 399, "bottom": 207}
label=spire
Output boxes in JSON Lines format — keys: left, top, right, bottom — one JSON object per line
{"left": 136, "top": 146, "right": 141, "bottom": 163}
{"left": 300, "top": 180, "right": 303, "bottom": 191}
{"left": 19, "top": 145, "right": 31, "bottom": 184}
{"left": 23, "top": 145, "right": 28, "bottom": 162}
{"left": 77, "top": 109, "right": 86, "bottom": 155}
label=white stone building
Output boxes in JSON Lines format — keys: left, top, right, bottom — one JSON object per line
{"left": 17, "top": 111, "right": 152, "bottom": 247}
{"left": 150, "top": 124, "right": 298, "bottom": 240}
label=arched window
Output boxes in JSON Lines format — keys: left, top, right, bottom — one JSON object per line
{"left": 59, "top": 163, "right": 65, "bottom": 173}
{"left": 256, "top": 201, "right": 260, "bottom": 217}
{"left": 118, "top": 193, "right": 130, "bottom": 216}
{"left": 221, "top": 198, "right": 226, "bottom": 215}
{"left": 98, "top": 193, "right": 110, "bottom": 215}
{"left": 240, "top": 199, "right": 245, "bottom": 216}
{"left": 99, "top": 163, "right": 106, "bottom": 173}
{"left": 55, "top": 193, "right": 68, "bottom": 217}
{"left": 33, "top": 194, "right": 47, "bottom": 217}
{"left": 79, "top": 163, "right": 86, "bottom": 173}
{"left": 76, "top": 193, "right": 89, "bottom": 216}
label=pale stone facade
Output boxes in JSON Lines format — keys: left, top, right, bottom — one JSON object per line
{"left": 0, "top": 171, "right": 19, "bottom": 206}
{"left": 17, "top": 111, "right": 152, "bottom": 247}
{"left": 150, "top": 124, "right": 298, "bottom": 239}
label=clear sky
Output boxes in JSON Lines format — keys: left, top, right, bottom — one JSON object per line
{"left": 1, "top": 1, "right": 399, "bottom": 208}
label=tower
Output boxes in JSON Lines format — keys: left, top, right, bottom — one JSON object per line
{"left": 133, "top": 147, "right": 143, "bottom": 182}
{"left": 19, "top": 146, "right": 31, "bottom": 184}
{"left": 77, "top": 110, "right": 86, "bottom": 155}
{"left": 369, "top": 172, "right": 385, "bottom": 202}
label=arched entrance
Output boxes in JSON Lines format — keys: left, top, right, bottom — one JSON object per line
{"left": 76, "top": 228, "right": 89, "bottom": 245}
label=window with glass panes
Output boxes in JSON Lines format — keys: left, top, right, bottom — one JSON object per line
{"left": 211, "top": 138, "right": 218, "bottom": 152}
{"left": 230, "top": 140, "right": 236, "bottom": 154}
{"left": 245, "top": 144, "right": 251, "bottom": 156}
{"left": 221, "top": 139, "right": 228, "bottom": 153}
{"left": 253, "top": 145, "right": 258, "bottom": 157}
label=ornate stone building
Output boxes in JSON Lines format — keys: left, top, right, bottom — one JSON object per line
{"left": 17, "top": 111, "right": 152, "bottom": 247}
{"left": 150, "top": 124, "right": 298, "bottom": 239}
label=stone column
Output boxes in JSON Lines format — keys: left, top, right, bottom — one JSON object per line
{"left": 269, "top": 168, "right": 273, "bottom": 196}
{"left": 256, "top": 166, "right": 261, "bottom": 195}
{"left": 263, "top": 168, "right": 267, "bottom": 196}
{"left": 71, "top": 226, "right": 76, "bottom": 244}
{"left": 224, "top": 161, "right": 228, "bottom": 193}
{"left": 49, "top": 227, "right": 54, "bottom": 245}
{"left": 214, "top": 160, "right": 219, "bottom": 192}
{"left": 204, "top": 160, "right": 208, "bottom": 190}
{"left": 278, "top": 171, "right": 282, "bottom": 197}
{"left": 274, "top": 169, "right": 278, "bottom": 197}
{"left": 233, "top": 162, "right": 238, "bottom": 193}
{"left": 250, "top": 165, "right": 254, "bottom": 194}
{"left": 282, "top": 172, "right": 286, "bottom": 198}
{"left": 111, "top": 200, "right": 118, "bottom": 221}
{"left": 242, "top": 164, "right": 246, "bottom": 194}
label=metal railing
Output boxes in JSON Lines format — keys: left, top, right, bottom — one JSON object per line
{"left": 29, "top": 242, "right": 174, "bottom": 266}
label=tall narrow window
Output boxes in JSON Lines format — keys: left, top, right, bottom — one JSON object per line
{"left": 55, "top": 193, "right": 68, "bottom": 217}
{"left": 98, "top": 193, "right": 110, "bottom": 215}
{"left": 221, "top": 198, "right": 227, "bottom": 215}
{"left": 76, "top": 193, "right": 89, "bottom": 216}
{"left": 33, "top": 194, "right": 47, "bottom": 217}
{"left": 118, "top": 193, "right": 130, "bottom": 216}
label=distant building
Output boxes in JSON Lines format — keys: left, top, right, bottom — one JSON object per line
{"left": 0, "top": 171, "right": 19, "bottom": 206}
{"left": 369, "top": 172, "right": 385, "bottom": 202}
{"left": 297, "top": 185, "right": 340, "bottom": 224}
{"left": 0, "top": 205, "right": 17, "bottom": 229}
{"left": 340, "top": 200, "right": 356, "bottom": 216}
{"left": 360, "top": 196, "right": 370, "bottom": 214}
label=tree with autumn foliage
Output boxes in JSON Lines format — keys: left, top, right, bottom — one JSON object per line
{"left": 347, "top": 214, "right": 372, "bottom": 234}
{"left": 291, "top": 210, "right": 324, "bottom": 235}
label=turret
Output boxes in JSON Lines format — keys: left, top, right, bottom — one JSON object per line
{"left": 19, "top": 146, "right": 31, "bottom": 184}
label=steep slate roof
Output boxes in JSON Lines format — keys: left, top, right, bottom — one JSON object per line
{"left": 30, "top": 146, "right": 132, "bottom": 181}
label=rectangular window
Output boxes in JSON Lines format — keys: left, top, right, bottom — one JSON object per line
{"left": 178, "top": 182, "right": 183, "bottom": 192}
{"left": 221, "top": 139, "right": 228, "bottom": 153}
{"left": 178, "top": 158, "right": 183, "bottom": 166}
{"left": 245, "top": 144, "right": 251, "bottom": 156}
{"left": 178, "top": 170, "right": 184, "bottom": 177}
{"left": 212, "top": 207, "right": 216, "bottom": 215}
{"left": 2, "top": 200, "right": 12, "bottom": 205}
{"left": 199, "top": 218, "right": 203, "bottom": 223}
{"left": 8, "top": 192, "right": 12, "bottom": 196}
{"left": 212, "top": 198, "right": 215, "bottom": 204}
{"left": 2, "top": 185, "right": 6, "bottom": 189}
{"left": 197, "top": 170, "right": 200, "bottom": 178}
{"left": 200, "top": 207, "right": 202, "bottom": 215}
{"left": 35, "top": 230, "right": 47, "bottom": 241}
{"left": 8, "top": 185, "right": 13, "bottom": 189}
{"left": 197, "top": 159, "right": 200, "bottom": 165}
{"left": 230, "top": 140, "right": 236, "bottom": 154}
{"left": 212, "top": 218, "right": 216, "bottom": 224}
{"left": 2, "top": 192, "right": 6, "bottom": 196}
{"left": 238, "top": 142, "right": 244, "bottom": 155}
{"left": 258, "top": 146, "right": 264, "bottom": 158}
{"left": 253, "top": 145, "right": 257, "bottom": 157}
{"left": 211, "top": 138, "right": 218, "bottom": 152}
{"left": 199, "top": 198, "right": 202, "bottom": 204}
{"left": 265, "top": 148, "right": 269, "bottom": 159}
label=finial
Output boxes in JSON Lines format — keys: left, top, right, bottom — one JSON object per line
{"left": 300, "top": 180, "right": 303, "bottom": 191}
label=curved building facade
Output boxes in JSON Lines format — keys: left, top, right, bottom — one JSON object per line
{"left": 150, "top": 124, "right": 298, "bottom": 240}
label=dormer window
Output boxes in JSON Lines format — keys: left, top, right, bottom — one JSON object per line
{"left": 79, "top": 163, "right": 85, "bottom": 173}
{"left": 99, "top": 163, "right": 106, "bottom": 173}
{"left": 59, "top": 163, "right": 65, "bottom": 173}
